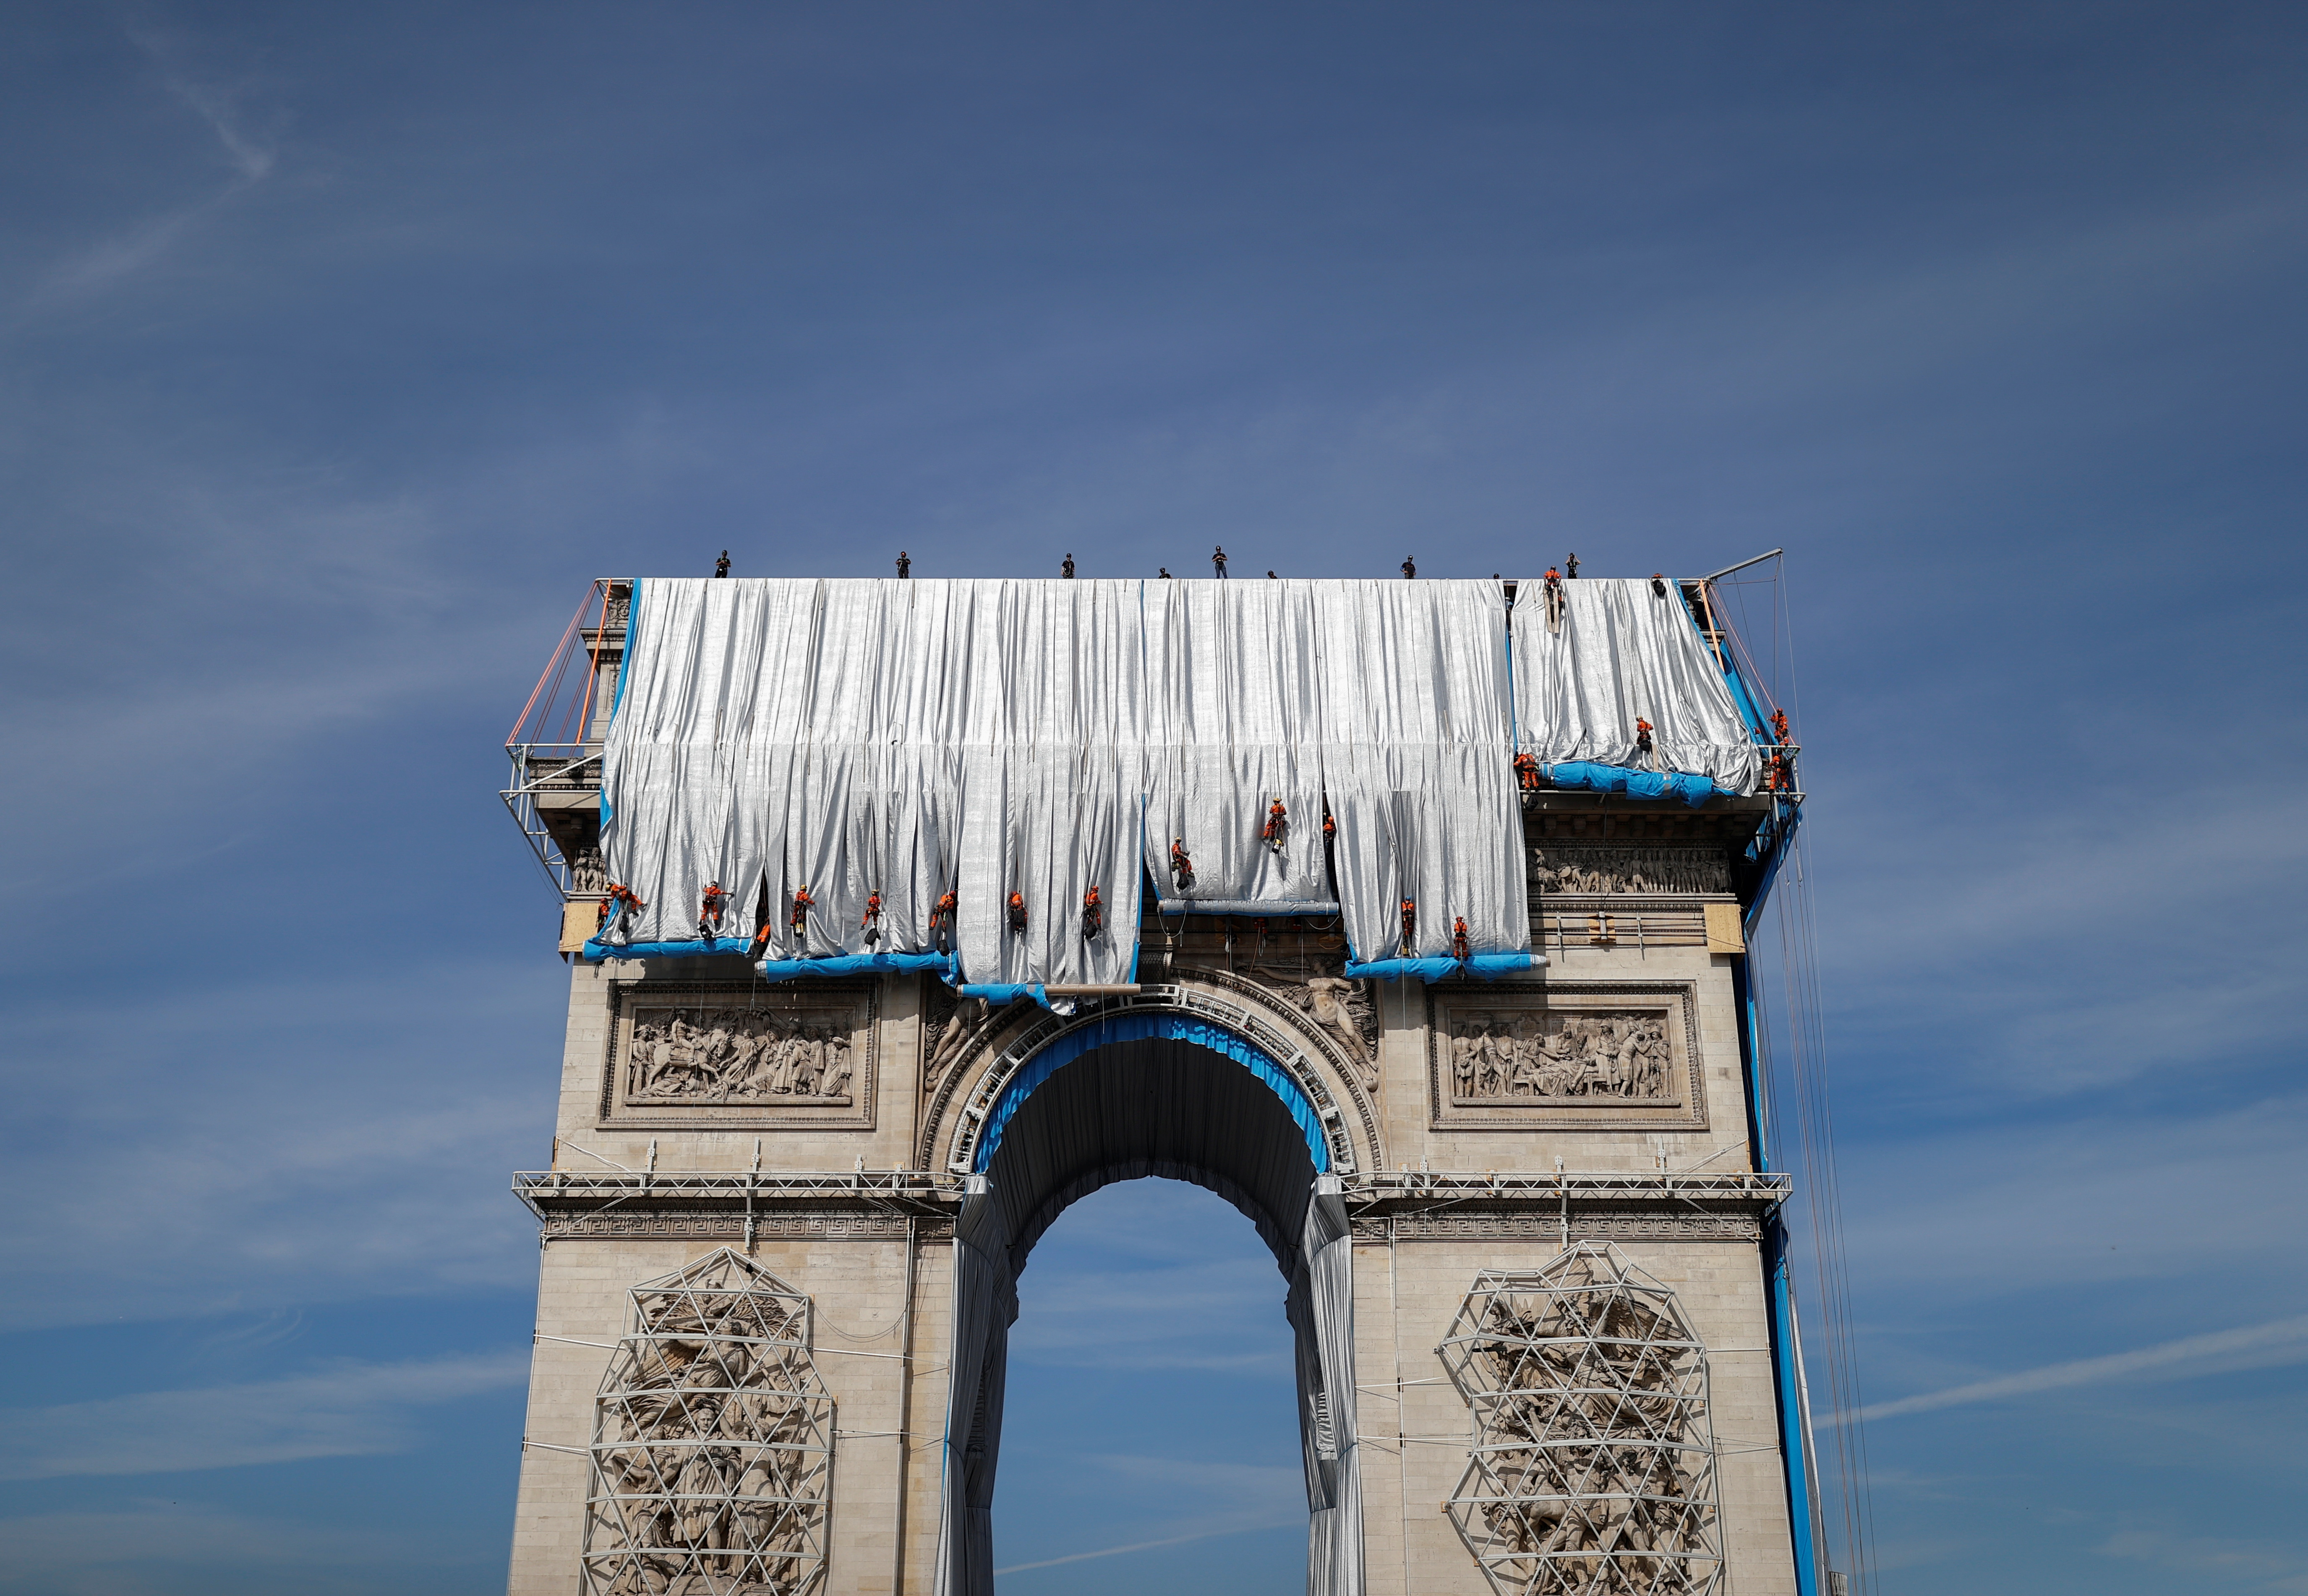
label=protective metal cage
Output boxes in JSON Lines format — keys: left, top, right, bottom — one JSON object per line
{"left": 1439, "top": 1244, "right": 1723, "bottom": 1596}
{"left": 580, "top": 1248, "right": 835, "bottom": 1596}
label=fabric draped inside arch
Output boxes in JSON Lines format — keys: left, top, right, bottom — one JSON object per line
{"left": 932, "top": 1037, "right": 1364, "bottom": 1596}
{"left": 975, "top": 1012, "right": 1332, "bottom": 1184}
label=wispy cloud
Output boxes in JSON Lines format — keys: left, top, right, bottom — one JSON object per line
{"left": 994, "top": 1518, "right": 1300, "bottom": 1575}
{"left": 29, "top": 24, "right": 280, "bottom": 303}
{"left": 0, "top": 1350, "right": 526, "bottom": 1480}
{"left": 2099, "top": 1527, "right": 2308, "bottom": 1596}
{"left": 1835, "top": 1315, "right": 2308, "bottom": 1426}
{"left": 0, "top": 965, "right": 549, "bottom": 1331}
{"left": 992, "top": 1453, "right": 1306, "bottom": 1575}
{"left": 136, "top": 36, "right": 279, "bottom": 185}
{"left": 0, "top": 1500, "right": 493, "bottom": 1595}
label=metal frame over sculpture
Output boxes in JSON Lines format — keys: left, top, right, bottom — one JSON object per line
{"left": 1438, "top": 1244, "right": 1723, "bottom": 1596}
{"left": 582, "top": 1249, "right": 836, "bottom": 1596}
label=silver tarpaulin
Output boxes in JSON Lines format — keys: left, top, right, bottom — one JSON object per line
{"left": 598, "top": 574, "right": 1749, "bottom": 978}
{"left": 1509, "top": 576, "right": 1760, "bottom": 794}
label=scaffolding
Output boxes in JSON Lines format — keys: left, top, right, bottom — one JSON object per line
{"left": 1439, "top": 1243, "right": 1723, "bottom": 1596}
{"left": 580, "top": 1248, "right": 835, "bottom": 1596}
{"left": 504, "top": 579, "right": 628, "bottom": 899}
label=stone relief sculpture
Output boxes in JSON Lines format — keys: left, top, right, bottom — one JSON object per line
{"left": 581, "top": 1248, "right": 834, "bottom": 1596}
{"left": 1439, "top": 1245, "right": 1723, "bottom": 1596}
{"left": 1243, "top": 962, "right": 1380, "bottom": 1090}
{"left": 1528, "top": 847, "right": 1731, "bottom": 896}
{"left": 1446, "top": 1011, "right": 1672, "bottom": 1103}
{"left": 568, "top": 846, "right": 608, "bottom": 893}
{"left": 625, "top": 1006, "right": 861, "bottom": 1104}
{"left": 920, "top": 990, "right": 993, "bottom": 1086}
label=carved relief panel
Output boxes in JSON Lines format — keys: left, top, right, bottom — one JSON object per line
{"left": 1527, "top": 844, "right": 1732, "bottom": 896}
{"left": 1426, "top": 983, "right": 1708, "bottom": 1130}
{"left": 603, "top": 981, "right": 877, "bottom": 1129}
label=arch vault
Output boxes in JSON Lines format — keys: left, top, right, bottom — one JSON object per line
{"left": 930, "top": 1006, "right": 1364, "bottom": 1596}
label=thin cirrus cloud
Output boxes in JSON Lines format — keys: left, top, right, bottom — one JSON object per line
{"left": 0, "top": 1350, "right": 527, "bottom": 1481}
{"left": 994, "top": 1518, "right": 1303, "bottom": 1576}
{"left": 993, "top": 1453, "right": 1307, "bottom": 1575}
{"left": 1828, "top": 1314, "right": 2308, "bottom": 1427}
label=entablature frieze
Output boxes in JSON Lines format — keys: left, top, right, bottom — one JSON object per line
{"left": 512, "top": 1167, "right": 1787, "bottom": 1240}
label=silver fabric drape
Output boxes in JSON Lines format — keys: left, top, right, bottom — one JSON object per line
{"left": 1140, "top": 580, "right": 1334, "bottom": 911}
{"left": 600, "top": 576, "right": 1542, "bottom": 975}
{"left": 1294, "top": 1176, "right": 1363, "bottom": 1596}
{"left": 932, "top": 1178, "right": 1014, "bottom": 1596}
{"left": 599, "top": 579, "right": 1146, "bottom": 983}
{"left": 1509, "top": 577, "right": 1759, "bottom": 794}
{"left": 1310, "top": 580, "right": 1527, "bottom": 962}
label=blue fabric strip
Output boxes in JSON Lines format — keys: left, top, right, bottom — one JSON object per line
{"left": 582, "top": 933, "right": 751, "bottom": 961}
{"left": 757, "top": 952, "right": 956, "bottom": 983}
{"left": 974, "top": 1011, "right": 1328, "bottom": 1172}
{"left": 1676, "top": 584, "right": 1771, "bottom": 742}
{"left": 580, "top": 939, "right": 957, "bottom": 977}
{"left": 1742, "top": 801, "right": 1801, "bottom": 933}
{"left": 957, "top": 983, "right": 1049, "bottom": 1008}
{"left": 1343, "top": 952, "right": 1543, "bottom": 983}
{"left": 598, "top": 579, "right": 639, "bottom": 830}
{"left": 1542, "top": 761, "right": 1728, "bottom": 808}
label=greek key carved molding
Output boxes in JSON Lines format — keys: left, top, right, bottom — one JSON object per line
{"left": 1350, "top": 1213, "right": 1758, "bottom": 1241}
{"left": 602, "top": 981, "right": 878, "bottom": 1130}
{"left": 543, "top": 1210, "right": 954, "bottom": 1241}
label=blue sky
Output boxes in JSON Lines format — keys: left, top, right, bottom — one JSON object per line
{"left": 3, "top": 3, "right": 2304, "bottom": 1591}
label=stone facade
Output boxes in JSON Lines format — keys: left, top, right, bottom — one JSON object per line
{"left": 507, "top": 812, "right": 1801, "bottom": 1595}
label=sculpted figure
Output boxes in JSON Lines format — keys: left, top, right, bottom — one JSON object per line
{"left": 766, "top": 1025, "right": 800, "bottom": 1095}
{"left": 1302, "top": 976, "right": 1377, "bottom": 1089}
{"left": 1452, "top": 1031, "right": 1478, "bottom": 1099}
{"left": 924, "top": 996, "right": 990, "bottom": 1084}
{"left": 821, "top": 1034, "right": 854, "bottom": 1100}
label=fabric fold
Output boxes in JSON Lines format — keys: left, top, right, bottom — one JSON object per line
{"left": 1510, "top": 577, "right": 1759, "bottom": 794}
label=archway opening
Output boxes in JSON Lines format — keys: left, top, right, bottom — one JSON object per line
{"left": 934, "top": 1032, "right": 1363, "bottom": 1596}
{"left": 996, "top": 1178, "right": 1308, "bottom": 1593}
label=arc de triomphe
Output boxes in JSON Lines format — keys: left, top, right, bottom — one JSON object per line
{"left": 501, "top": 574, "right": 1817, "bottom": 1596}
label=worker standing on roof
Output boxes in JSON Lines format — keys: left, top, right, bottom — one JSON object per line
{"left": 1212, "top": 545, "right": 1228, "bottom": 578}
{"left": 714, "top": 551, "right": 730, "bottom": 579}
